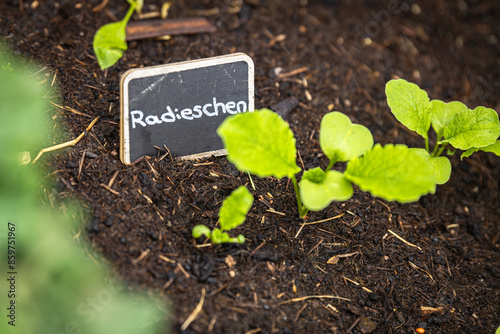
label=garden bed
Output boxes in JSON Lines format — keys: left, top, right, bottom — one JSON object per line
{"left": 1, "top": 0, "right": 499, "bottom": 333}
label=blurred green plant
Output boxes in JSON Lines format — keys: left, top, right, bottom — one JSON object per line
{"left": 0, "top": 47, "right": 167, "bottom": 334}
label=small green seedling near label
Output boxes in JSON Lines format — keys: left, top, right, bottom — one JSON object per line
{"left": 192, "top": 186, "right": 253, "bottom": 244}
{"left": 93, "top": 0, "right": 143, "bottom": 69}
{"left": 218, "top": 109, "right": 443, "bottom": 218}
{"left": 385, "top": 78, "right": 500, "bottom": 165}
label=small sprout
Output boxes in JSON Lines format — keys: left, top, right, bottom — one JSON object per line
{"left": 93, "top": 0, "right": 139, "bottom": 69}
{"left": 385, "top": 78, "right": 500, "bottom": 183}
{"left": 1, "top": 63, "right": 12, "bottom": 71}
{"left": 236, "top": 234, "right": 245, "bottom": 244}
{"left": 219, "top": 108, "right": 439, "bottom": 217}
{"left": 191, "top": 186, "right": 253, "bottom": 245}
{"left": 192, "top": 225, "right": 211, "bottom": 239}
{"left": 300, "top": 168, "right": 353, "bottom": 211}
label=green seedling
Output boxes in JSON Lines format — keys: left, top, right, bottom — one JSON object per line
{"left": 192, "top": 186, "right": 253, "bottom": 244}
{"left": 386, "top": 79, "right": 500, "bottom": 160}
{"left": 218, "top": 109, "right": 443, "bottom": 218}
{"left": 93, "top": 0, "right": 143, "bottom": 69}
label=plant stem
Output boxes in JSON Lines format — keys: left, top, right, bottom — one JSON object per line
{"left": 247, "top": 171, "right": 256, "bottom": 190}
{"left": 431, "top": 137, "right": 443, "bottom": 157}
{"left": 435, "top": 144, "right": 447, "bottom": 157}
{"left": 291, "top": 175, "right": 309, "bottom": 218}
{"left": 326, "top": 159, "right": 337, "bottom": 171}
{"left": 425, "top": 137, "right": 430, "bottom": 153}
{"left": 124, "top": 1, "right": 137, "bottom": 22}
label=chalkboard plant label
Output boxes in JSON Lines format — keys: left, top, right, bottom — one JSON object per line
{"left": 120, "top": 53, "right": 254, "bottom": 164}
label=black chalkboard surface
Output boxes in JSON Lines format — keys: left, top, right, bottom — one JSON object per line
{"left": 120, "top": 53, "right": 254, "bottom": 164}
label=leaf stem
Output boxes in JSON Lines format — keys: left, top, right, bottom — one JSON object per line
{"left": 326, "top": 159, "right": 337, "bottom": 171}
{"left": 291, "top": 175, "right": 309, "bottom": 218}
{"left": 425, "top": 137, "right": 430, "bottom": 153}
{"left": 431, "top": 137, "right": 444, "bottom": 157}
{"left": 435, "top": 144, "right": 447, "bottom": 157}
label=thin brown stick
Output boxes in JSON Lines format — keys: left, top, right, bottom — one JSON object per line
{"left": 92, "top": 0, "right": 110, "bottom": 13}
{"left": 303, "top": 213, "right": 345, "bottom": 225}
{"left": 297, "top": 150, "right": 305, "bottom": 170}
{"left": 278, "top": 295, "right": 350, "bottom": 305}
{"left": 181, "top": 288, "right": 206, "bottom": 331}
{"left": 388, "top": 229, "right": 422, "bottom": 251}
{"left": 107, "top": 170, "right": 120, "bottom": 188}
{"left": 306, "top": 238, "right": 324, "bottom": 256}
{"left": 409, "top": 261, "right": 436, "bottom": 283}
{"left": 32, "top": 117, "right": 99, "bottom": 163}
{"left": 77, "top": 151, "right": 85, "bottom": 181}
{"left": 276, "top": 67, "right": 308, "bottom": 80}
{"left": 132, "top": 248, "right": 150, "bottom": 265}
{"left": 294, "top": 303, "right": 308, "bottom": 322}
{"left": 248, "top": 241, "right": 266, "bottom": 258}
{"left": 126, "top": 18, "right": 216, "bottom": 41}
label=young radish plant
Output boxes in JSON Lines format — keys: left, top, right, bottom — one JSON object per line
{"left": 218, "top": 109, "right": 446, "bottom": 218}
{"left": 93, "top": 0, "right": 143, "bottom": 69}
{"left": 386, "top": 79, "right": 500, "bottom": 161}
{"left": 192, "top": 186, "right": 253, "bottom": 244}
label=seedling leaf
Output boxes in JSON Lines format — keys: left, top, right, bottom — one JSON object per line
{"left": 386, "top": 79, "right": 432, "bottom": 139}
{"left": 219, "top": 186, "right": 254, "bottom": 231}
{"left": 430, "top": 100, "right": 468, "bottom": 138}
{"left": 320, "top": 111, "right": 374, "bottom": 162}
{"left": 461, "top": 140, "right": 500, "bottom": 159}
{"left": 93, "top": 2, "right": 136, "bottom": 69}
{"left": 300, "top": 168, "right": 353, "bottom": 211}
{"left": 345, "top": 144, "right": 437, "bottom": 202}
{"left": 410, "top": 148, "right": 451, "bottom": 185}
{"left": 441, "top": 106, "right": 500, "bottom": 150}
{"left": 192, "top": 225, "right": 211, "bottom": 239}
{"left": 236, "top": 235, "right": 246, "bottom": 244}
{"left": 217, "top": 109, "right": 301, "bottom": 179}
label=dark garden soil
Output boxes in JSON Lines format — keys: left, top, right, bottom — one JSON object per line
{"left": 1, "top": 0, "right": 500, "bottom": 333}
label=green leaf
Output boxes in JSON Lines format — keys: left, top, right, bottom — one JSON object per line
{"left": 461, "top": 140, "right": 500, "bottom": 159}
{"left": 320, "top": 111, "right": 374, "bottom": 162}
{"left": 217, "top": 109, "right": 301, "bottom": 179}
{"left": 386, "top": 79, "right": 432, "bottom": 139}
{"left": 410, "top": 148, "right": 451, "bottom": 185}
{"left": 192, "top": 225, "right": 211, "bottom": 239}
{"left": 441, "top": 106, "right": 500, "bottom": 150}
{"left": 430, "top": 100, "right": 468, "bottom": 138}
{"left": 92, "top": 2, "right": 136, "bottom": 69}
{"left": 345, "top": 144, "right": 437, "bottom": 202}
{"left": 219, "top": 186, "right": 253, "bottom": 231}
{"left": 300, "top": 168, "right": 353, "bottom": 211}
{"left": 236, "top": 234, "right": 246, "bottom": 244}
{"left": 210, "top": 228, "right": 231, "bottom": 244}
{"left": 495, "top": 325, "right": 500, "bottom": 334}
{"left": 210, "top": 228, "right": 222, "bottom": 244}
